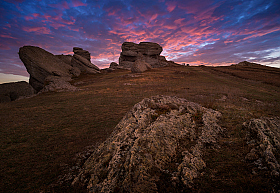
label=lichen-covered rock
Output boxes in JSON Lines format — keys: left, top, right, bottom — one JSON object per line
{"left": 243, "top": 117, "right": 280, "bottom": 179}
{"left": 72, "top": 96, "right": 223, "bottom": 192}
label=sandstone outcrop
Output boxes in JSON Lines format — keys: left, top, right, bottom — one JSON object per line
{"left": 0, "top": 81, "right": 35, "bottom": 103}
{"left": 119, "top": 42, "right": 178, "bottom": 69}
{"left": 40, "top": 76, "right": 78, "bottom": 93}
{"left": 56, "top": 54, "right": 73, "bottom": 66}
{"left": 244, "top": 117, "right": 280, "bottom": 182}
{"left": 19, "top": 46, "right": 80, "bottom": 92}
{"left": 71, "top": 47, "right": 100, "bottom": 73}
{"left": 72, "top": 95, "right": 224, "bottom": 192}
{"left": 131, "top": 54, "right": 152, "bottom": 73}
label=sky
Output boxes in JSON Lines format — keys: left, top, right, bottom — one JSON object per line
{"left": 0, "top": 0, "right": 280, "bottom": 83}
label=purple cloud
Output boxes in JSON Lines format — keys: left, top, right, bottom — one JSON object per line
{"left": 0, "top": 0, "right": 279, "bottom": 83}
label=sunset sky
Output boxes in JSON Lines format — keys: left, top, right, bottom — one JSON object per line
{"left": 0, "top": 0, "right": 280, "bottom": 83}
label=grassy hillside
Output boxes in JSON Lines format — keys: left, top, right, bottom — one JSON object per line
{"left": 0, "top": 65, "right": 279, "bottom": 192}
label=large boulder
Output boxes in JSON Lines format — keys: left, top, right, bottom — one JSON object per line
{"left": 119, "top": 42, "right": 176, "bottom": 69}
{"left": 19, "top": 46, "right": 80, "bottom": 92}
{"left": 0, "top": 81, "right": 35, "bottom": 103}
{"left": 71, "top": 47, "right": 100, "bottom": 73}
{"left": 131, "top": 54, "right": 152, "bottom": 73}
{"left": 56, "top": 54, "right": 73, "bottom": 66}
{"left": 72, "top": 95, "right": 224, "bottom": 192}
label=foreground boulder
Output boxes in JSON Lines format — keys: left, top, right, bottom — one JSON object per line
{"left": 19, "top": 46, "right": 80, "bottom": 92}
{"left": 0, "top": 81, "right": 35, "bottom": 103}
{"left": 71, "top": 47, "right": 100, "bottom": 73}
{"left": 243, "top": 117, "right": 280, "bottom": 185}
{"left": 119, "top": 42, "right": 178, "bottom": 70}
{"left": 72, "top": 96, "right": 223, "bottom": 192}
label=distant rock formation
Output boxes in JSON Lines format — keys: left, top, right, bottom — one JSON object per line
{"left": 71, "top": 47, "right": 100, "bottom": 74}
{"left": 118, "top": 42, "right": 179, "bottom": 70}
{"left": 244, "top": 117, "right": 280, "bottom": 182}
{"left": 131, "top": 53, "right": 152, "bottom": 73}
{"left": 72, "top": 95, "right": 224, "bottom": 192}
{"left": 19, "top": 46, "right": 100, "bottom": 93}
{"left": 0, "top": 81, "right": 35, "bottom": 103}
{"left": 19, "top": 46, "right": 80, "bottom": 92}
{"left": 234, "top": 61, "right": 261, "bottom": 66}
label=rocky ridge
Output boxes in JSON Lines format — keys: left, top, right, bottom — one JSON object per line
{"left": 72, "top": 95, "right": 224, "bottom": 192}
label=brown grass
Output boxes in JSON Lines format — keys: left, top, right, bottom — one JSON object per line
{"left": 0, "top": 65, "right": 279, "bottom": 192}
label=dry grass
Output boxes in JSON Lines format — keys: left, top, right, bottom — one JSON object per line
{"left": 0, "top": 65, "right": 279, "bottom": 192}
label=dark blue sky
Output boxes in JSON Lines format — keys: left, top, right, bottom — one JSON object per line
{"left": 0, "top": 0, "right": 280, "bottom": 83}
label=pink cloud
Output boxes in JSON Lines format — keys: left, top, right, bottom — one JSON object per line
{"left": 72, "top": 0, "right": 87, "bottom": 7}
{"left": 166, "top": 1, "right": 176, "bottom": 12}
{"left": 22, "top": 26, "right": 51, "bottom": 34}
{"left": 0, "top": 34, "right": 17, "bottom": 39}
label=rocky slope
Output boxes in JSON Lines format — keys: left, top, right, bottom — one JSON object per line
{"left": 72, "top": 95, "right": 224, "bottom": 192}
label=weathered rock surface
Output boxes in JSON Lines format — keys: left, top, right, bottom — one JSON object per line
{"left": 109, "top": 62, "right": 119, "bottom": 69}
{"left": 19, "top": 46, "right": 80, "bottom": 92}
{"left": 131, "top": 54, "right": 152, "bottom": 73}
{"left": 40, "top": 76, "right": 78, "bottom": 93}
{"left": 119, "top": 42, "right": 178, "bottom": 69}
{"left": 72, "top": 95, "right": 223, "bottom": 192}
{"left": 244, "top": 117, "right": 280, "bottom": 180}
{"left": 0, "top": 81, "right": 36, "bottom": 103}
{"left": 71, "top": 47, "right": 100, "bottom": 74}
{"left": 56, "top": 54, "right": 73, "bottom": 66}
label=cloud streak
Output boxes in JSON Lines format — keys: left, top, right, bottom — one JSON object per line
{"left": 0, "top": 0, "right": 279, "bottom": 82}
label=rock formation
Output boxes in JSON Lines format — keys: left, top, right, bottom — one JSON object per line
{"left": 19, "top": 46, "right": 80, "bottom": 92}
{"left": 72, "top": 95, "right": 224, "bottom": 192}
{"left": 56, "top": 54, "right": 73, "bottom": 66}
{"left": 71, "top": 47, "right": 100, "bottom": 73}
{"left": 0, "top": 81, "right": 35, "bottom": 103}
{"left": 243, "top": 117, "right": 280, "bottom": 183}
{"left": 131, "top": 53, "right": 152, "bottom": 73}
{"left": 118, "top": 42, "right": 178, "bottom": 70}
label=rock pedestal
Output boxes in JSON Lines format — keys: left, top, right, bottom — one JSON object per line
{"left": 119, "top": 42, "right": 175, "bottom": 69}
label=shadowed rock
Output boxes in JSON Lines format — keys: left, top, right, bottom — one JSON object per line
{"left": 19, "top": 46, "right": 80, "bottom": 92}
{"left": 71, "top": 47, "right": 100, "bottom": 73}
{"left": 72, "top": 95, "right": 223, "bottom": 192}
{"left": 119, "top": 42, "right": 178, "bottom": 69}
{"left": 131, "top": 54, "right": 152, "bottom": 73}
{"left": 0, "top": 81, "right": 35, "bottom": 103}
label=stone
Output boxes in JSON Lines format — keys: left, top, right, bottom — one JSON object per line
{"left": 109, "top": 62, "right": 119, "bottom": 69}
{"left": 19, "top": 46, "right": 79, "bottom": 92}
{"left": 73, "top": 47, "right": 91, "bottom": 61}
{"left": 131, "top": 54, "right": 152, "bottom": 73}
{"left": 119, "top": 42, "right": 178, "bottom": 69}
{"left": 56, "top": 54, "right": 73, "bottom": 66}
{"left": 71, "top": 47, "right": 100, "bottom": 74}
{"left": 0, "top": 81, "right": 35, "bottom": 103}
{"left": 72, "top": 95, "right": 223, "bottom": 192}
{"left": 40, "top": 76, "right": 78, "bottom": 93}
{"left": 243, "top": 117, "right": 280, "bottom": 179}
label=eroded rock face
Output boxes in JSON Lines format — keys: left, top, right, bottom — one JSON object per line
{"left": 244, "top": 117, "right": 280, "bottom": 180}
{"left": 19, "top": 46, "right": 79, "bottom": 92}
{"left": 131, "top": 54, "right": 152, "bottom": 73}
{"left": 71, "top": 47, "right": 100, "bottom": 74}
{"left": 0, "top": 81, "right": 35, "bottom": 103}
{"left": 119, "top": 42, "right": 175, "bottom": 69}
{"left": 72, "top": 96, "right": 223, "bottom": 192}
